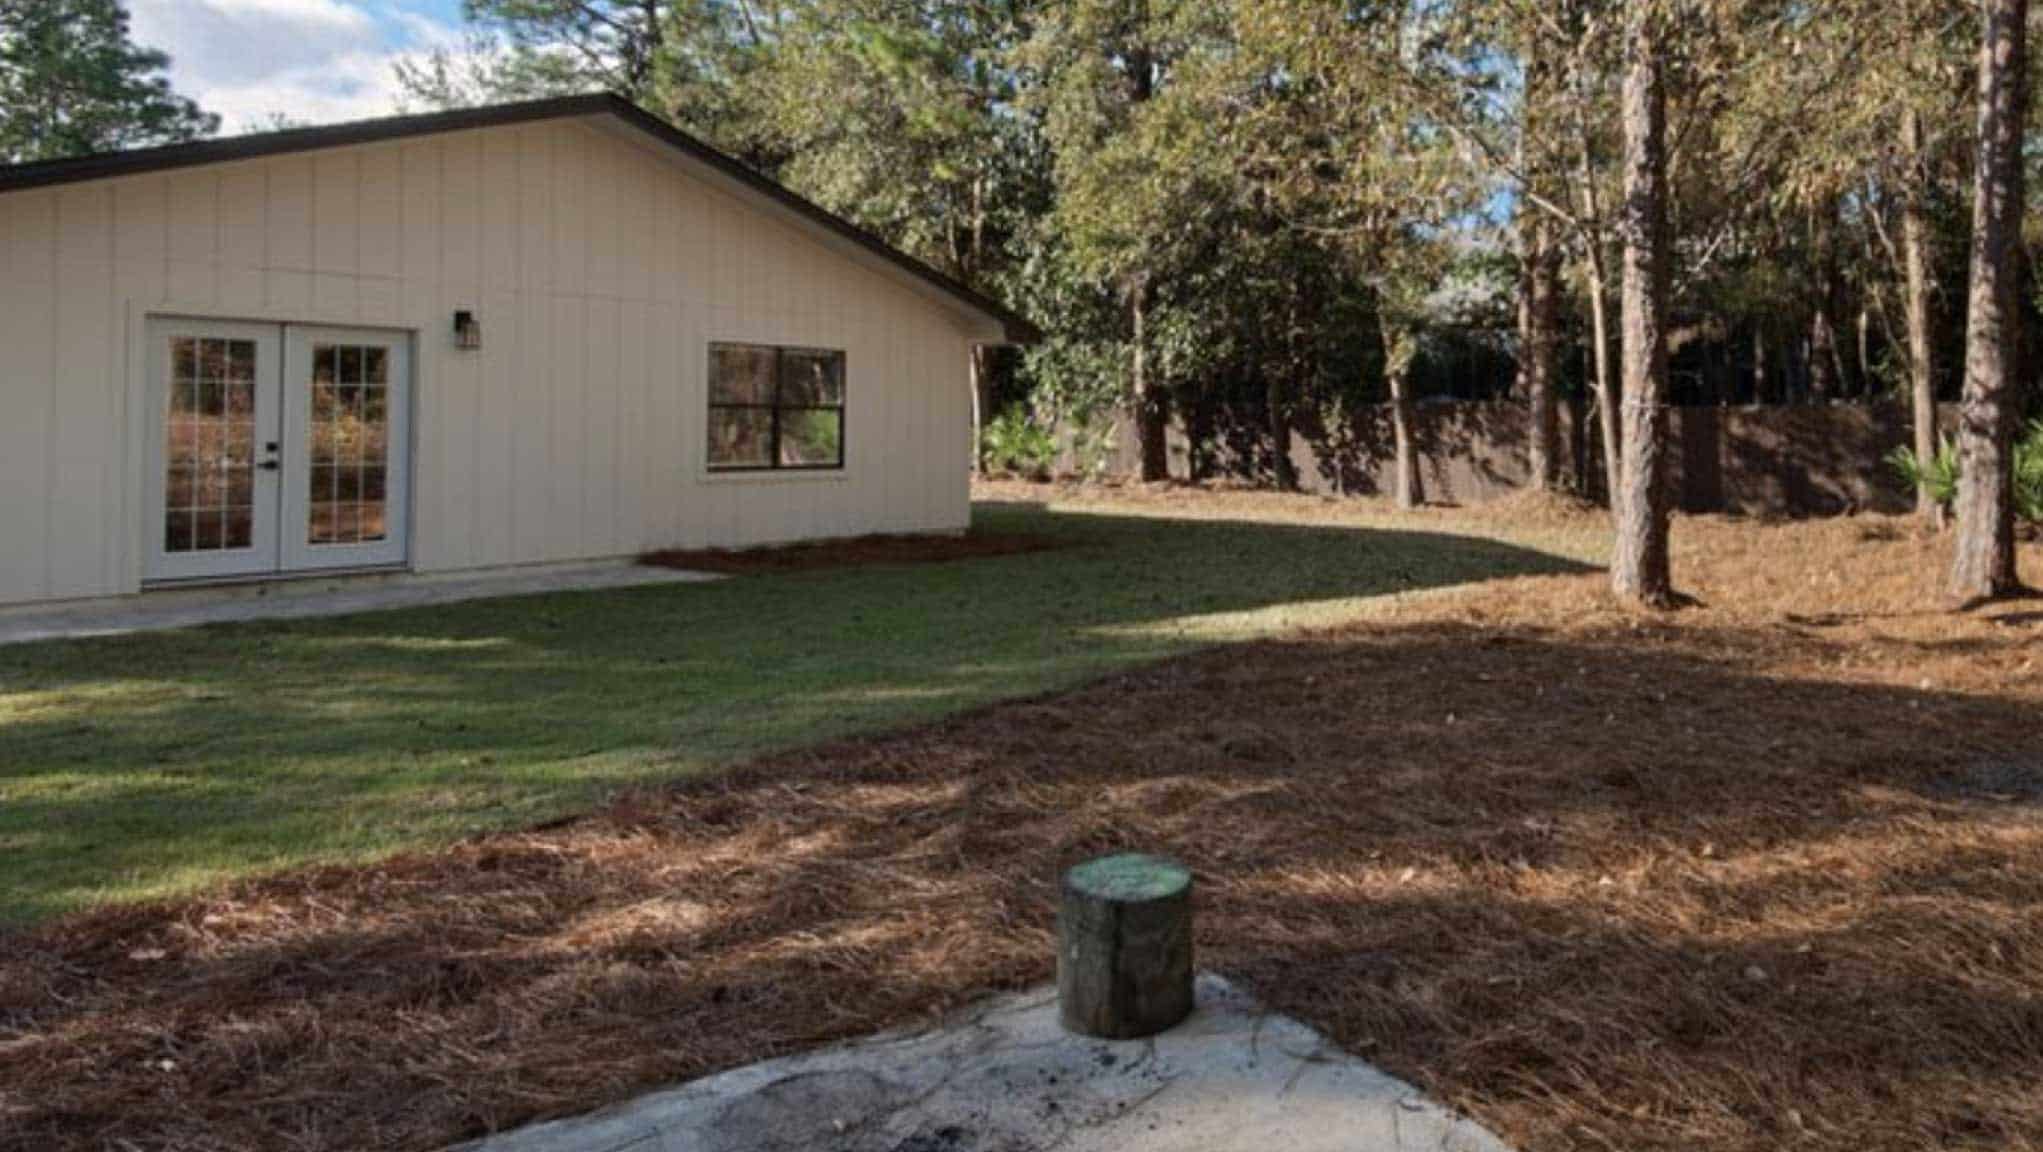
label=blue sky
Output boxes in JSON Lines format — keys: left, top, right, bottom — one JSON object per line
{"left": 130, "top": 0, "right": 472, "bottom": 132}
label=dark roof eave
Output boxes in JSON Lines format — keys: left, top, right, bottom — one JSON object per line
{"left": 0, "top": 92, "right": 1041, "bottom": 345}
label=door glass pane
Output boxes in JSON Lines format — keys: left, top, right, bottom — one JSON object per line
{"left": 164, "top": 335, "right": 258, "bottom": 555}
{"left": 306, "top": 342, "right": 392, "bottom": 547}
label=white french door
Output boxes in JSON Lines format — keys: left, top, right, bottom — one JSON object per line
{"left": 281, "top": 326, "right": 411, "bottom": 572}
{"left": 145, "top": 319, "right": 411, "bottom": 583}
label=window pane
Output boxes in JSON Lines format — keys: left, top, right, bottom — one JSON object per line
{"left": 708, "top": 406, "right": 773, "bottom": 468}
{"left": 780, "top": 350, "right": 844, "bottom": 406}
{"left": 710, "top": 346, "right": 776, "bottom": 404}
{"left": 779, "top": 408, "right": 843, "bottom": 468}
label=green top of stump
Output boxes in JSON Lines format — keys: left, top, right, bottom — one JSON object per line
{"left": 1065, "top": 854, "right": 1191, "bottom": 903}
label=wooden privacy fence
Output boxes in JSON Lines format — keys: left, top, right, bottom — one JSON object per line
{"left": 1053, "top": 400, "right": 1960, "bottom": 517}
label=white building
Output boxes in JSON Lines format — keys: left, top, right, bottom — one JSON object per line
{"left": 0, "top": 94, "right": 1032, "bottom": 607}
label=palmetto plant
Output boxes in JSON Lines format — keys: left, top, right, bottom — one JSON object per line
{"left": 2015, "top": 420, "right": 2043, "bottom": 523}
{"left": 982, "top": 410, "right": 1059, "bottom": 479}
{"left": 1887, "top": 437, "right": 1962, "bottom": 512}
{"left": 1891, "top": 421, "right": 2043, "bottom": 524}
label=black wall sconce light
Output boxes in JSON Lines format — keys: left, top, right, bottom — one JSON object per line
{"left": 453, "top": 309, "right": 483, "bottom": 350}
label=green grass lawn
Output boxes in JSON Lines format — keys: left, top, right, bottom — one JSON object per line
{"left": 0, "top": 498, "right": 1589, "bottom": 925}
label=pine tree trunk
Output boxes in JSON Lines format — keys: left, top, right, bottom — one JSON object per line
{"left": 969, "top": 344, "right": 989, "bottom": 474}
{"left": 1611, "top": 0, "right": 1674, "bottom": 606}
{"left": 1130, "top": 283, "right": 1168, "bottom": 482}
{"left": 1267, "top": 371, "right": 1296, "bottom": 492}
{"left": 1527, "top": 214, "right": 1562, "bottom": 491}
{"left": 1951, "top": 0, "right": 2027, "bottom": 602}
{"left": 1808, "top": 202, "right": 1842, "bottom": 402}
{"left": 1380, "top": 312, "right": 1423, "bottom": 510}
{"left": 1751, "top": 325, "right": 1769, "bottom": 405}
{"left": 1271, "top": 298, "right": 1299, "bottom": 492}
{"left": 1125, "top": 22, "right": 1168, "bottom": 485}
{"left": 1900, "top": 107, "right": 1943, "bottom": 525}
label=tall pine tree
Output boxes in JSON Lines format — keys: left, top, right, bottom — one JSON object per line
{"left": 0, "top": 0, "right": 215, "bottom": 162}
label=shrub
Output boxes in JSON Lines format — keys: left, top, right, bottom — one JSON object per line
{"left": 2017, "top": 420, "right": 2043, "bottom": 523}
{"left": 1891, "top": 420, "right": 2043, "bottom": 524}
{"left": 1887, "top": 438, "right": 1960, "bottom": 511}
{"left": 982, "top": 410, "right": 1058, "bottom": 479}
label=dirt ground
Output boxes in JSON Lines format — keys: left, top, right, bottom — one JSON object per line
{"left": 5, "top": 483, "right": 2042, "bottom": 1152}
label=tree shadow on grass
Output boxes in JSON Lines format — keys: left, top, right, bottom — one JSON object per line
{"left": 0, "top": 503, "right": 1589, "bottom": 924}
{"left": 3, "top": 620, "right": 2039, "bottom": 1152}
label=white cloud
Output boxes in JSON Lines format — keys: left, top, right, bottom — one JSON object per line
{"left": 129, "top": 0, "right": 461, "bottom": 132}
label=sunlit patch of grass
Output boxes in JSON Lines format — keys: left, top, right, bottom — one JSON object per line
{"left": 0, "top": 499, "right": 1585, "bottom": 924}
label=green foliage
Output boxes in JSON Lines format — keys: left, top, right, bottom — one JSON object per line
{"left": 1891, "top": 423, "right": 2043, "bottom": 524}
{"left": 980, "top": 409, "right": 1058, "bottom": 478}
{"left": 399, "top": 0, "right": 2017, "bottom": 452}
{"left": 1888, "top": 438, "right": 1961, "bottom": 510}
{"left": 2017, "top": 421, "right": 2043, "bottom": 524}
{"left": 0, "top": 0, "right": 216, "bottom": 162}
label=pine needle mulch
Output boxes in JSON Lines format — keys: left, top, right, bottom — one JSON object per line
{"left": 4, "top": 491, "right": 2042, "bottom": 1152}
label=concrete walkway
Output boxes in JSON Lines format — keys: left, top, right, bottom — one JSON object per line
{"left": 456, "top": 974, "right": 1513, "bottom": 1152}
{"left": 0, "top": 562, "right": 719, "bottom": 646}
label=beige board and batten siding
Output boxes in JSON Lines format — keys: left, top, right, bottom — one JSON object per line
{"left": 0, "top": 113, "right": 984, "bottom": 608}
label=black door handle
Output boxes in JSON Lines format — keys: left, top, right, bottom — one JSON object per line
{"left": 258, "top": 459, "right": 281, "bottom": 472}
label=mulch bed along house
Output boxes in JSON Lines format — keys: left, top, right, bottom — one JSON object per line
{"left": 4, "top": 495, "right": 2041, "bottom": 1152}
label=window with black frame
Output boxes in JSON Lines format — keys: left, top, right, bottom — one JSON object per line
{"left": 706, "top": 344, "right": 846, "bottom": 472}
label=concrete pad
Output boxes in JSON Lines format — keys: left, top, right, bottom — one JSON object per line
{"left": 456, "top": 975, "right": 1513, "bottom": 1152}
{"left": 0, "top": 561, "right": 720, "bottom": 646}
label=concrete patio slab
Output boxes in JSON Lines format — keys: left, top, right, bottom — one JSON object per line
{"left": 0, "top": 562, "right": 720, "bottom": 646}
{"left": 455, "top": 974, "right": 1513, "bottom": 1152}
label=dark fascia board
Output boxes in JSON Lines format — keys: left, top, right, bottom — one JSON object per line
{"left": 0, "top": 92, "right": 1041, "bottom": 344}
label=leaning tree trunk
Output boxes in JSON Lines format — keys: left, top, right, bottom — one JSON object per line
{"left": 1576, "top": 131, "right": 1624, "bottom": 509}
{"left": 1900, "top": 107, "right": 1943, "bottom": 525}
{"left": 1527, "top": 214, "right": 1563, "bottom": 491}
{"left": 1951, "top": 0, "right": 2027, "bottom": 602}
{"left": 1611, "top": 0, "right": 1674, "bottom": 606}
{"left": 1588, "top": 265, "right": 1623, "bottom": 509}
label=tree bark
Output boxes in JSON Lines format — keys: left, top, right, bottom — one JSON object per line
{"left": 1808, "top": 201, "right": 1843, "bottom": 402}
{"left": 1575, "top": 131, "right": 1623, "bottom": 509}
{"left": 1129, "top": 281, "right": 1169, "bottom": 482}
{"left": 969, "top": 345, "right": 986, "bottom": 474}
{"left": 1751, "top": 324, "right": 1769, "bottom": 405}
{"left": 1900, "top": 106, "right": 1943, "bottom": 525}
{"left": 1611, "top": 0, "right": 1674, "bottom": 606}
{"left": 1382, "top": 314, "right": 1422, "bottom": 510}
{"left": 1270, "top": 296, "right": 1299, "bottom": 491}
{"left": 1526, "top": 213, "right": 1562, "bottom": 491}
{"left": 1950, "top": 0, "right": 2027, "bottom": 601}
{"left": 1588, "top": 267, "right": 1621, "bottom": 506}
{"left": 1057, "top": 854, "right": 1194, "bottom": 1040}
{"left": 1125, "top": 18, "right": 1168, "bottom": 484}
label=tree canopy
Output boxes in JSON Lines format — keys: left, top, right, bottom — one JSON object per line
{"left": 0, "top": 0, "right": 215, "bottom": 163}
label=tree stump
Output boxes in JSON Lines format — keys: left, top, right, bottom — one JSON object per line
{"left": 1057, "top": 854, "right": 1194, "bottom": 1039}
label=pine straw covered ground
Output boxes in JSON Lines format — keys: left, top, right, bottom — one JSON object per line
{"left": 5, "top": 484, "right": 2043, "bottom": 1152}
